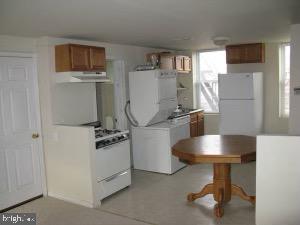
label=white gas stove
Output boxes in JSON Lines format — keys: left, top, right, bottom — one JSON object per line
{"left": 81, "top": 121, "right": 131, "bottom": 202}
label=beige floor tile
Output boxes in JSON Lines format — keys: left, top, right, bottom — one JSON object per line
{"left": 7, "top": 163, "right": 256, "bottom": 225}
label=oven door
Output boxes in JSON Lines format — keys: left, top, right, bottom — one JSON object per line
{"left": 95, "top": 140, "right": 130, "bottom": 181}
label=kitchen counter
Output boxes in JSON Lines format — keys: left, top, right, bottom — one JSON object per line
{"left": 168, "top": 108, "right": 204, "bottom": 119}
{"left": 188, "top": 108, "right": 204, "bottom": 114}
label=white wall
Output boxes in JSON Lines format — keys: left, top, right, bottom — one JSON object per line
{"left": 289, "top": 24, "right": 300, "bottom": 135}
{"left": 256, "top": 135, "right": 300, "bottom": 225}
{"left": 203, "top": 43, "right": 289, "bottom": 134}
{"left": 0, "top": 35, "right": 37, "bottom": 52}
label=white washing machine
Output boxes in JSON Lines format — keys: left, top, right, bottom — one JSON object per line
{"left": 131, "top": 116, "right": 190, "bottom": 174}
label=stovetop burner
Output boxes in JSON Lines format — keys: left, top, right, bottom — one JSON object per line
{"left": 81, "top": 121, "right": 129, "bottom": 148}
{"left": 95, "top": 128, "right": 129, "bottom": 149}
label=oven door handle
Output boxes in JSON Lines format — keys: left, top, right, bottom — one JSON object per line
{"left": 97, "top": 171, "right": 128, "bottom": 183}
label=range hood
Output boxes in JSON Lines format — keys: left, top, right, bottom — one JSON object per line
{"left": 53, "top": 71, "right": 110, "bottom": 83}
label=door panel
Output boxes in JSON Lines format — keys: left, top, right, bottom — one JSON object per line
{"left": 0, "top": 57, "right": 42, "bottom": 210}
{"left": 0, "top": 90, "right": 5, "bottom": 136}
{"left": 190, "top": 121, "right": 198, "bottom": 137}
{"left": 8, "top": 67, "right": 28, "bottom": 81}
{"left": 10, "top": 88, "right": 31, "bottom": 132}
{"left": 90, "top": 47, "right": 105, "bottom": 70}
{"left": 15, "top": 145, "right": 34, "bottom": 187}
{"left": 70, "top": 45, "right": 90, "bottom": 70}
{"left": 0, "top": 150, "right": 9, "bottom": 193}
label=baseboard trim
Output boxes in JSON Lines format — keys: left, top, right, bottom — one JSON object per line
{"left": 47, "top": 192, "right": 94, "bottom": 208}
{"left": 0, "top": 195, "right": 43, "bottom": 213}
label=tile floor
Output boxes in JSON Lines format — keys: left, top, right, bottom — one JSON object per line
{"left": 9, "top": 163, "right": 256, "bottom": 225}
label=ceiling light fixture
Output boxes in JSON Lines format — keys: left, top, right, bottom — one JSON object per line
{"left": 212, "top": 36, "right": 230, "bottom": 46}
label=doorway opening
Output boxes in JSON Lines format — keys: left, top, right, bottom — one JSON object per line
{"left": 96, "top": 59, "right": 127, "bottom": 130}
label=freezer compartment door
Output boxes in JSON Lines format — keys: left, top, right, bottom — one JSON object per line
{"left": 219, "top": 73, "right": 254, "bottom": 99}
{"left": 219, "top": 100, "right": 257, "bottom": 135}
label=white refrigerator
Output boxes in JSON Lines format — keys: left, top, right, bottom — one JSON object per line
{"left": 218, "top": 73, "right": 263, "bottom": 135}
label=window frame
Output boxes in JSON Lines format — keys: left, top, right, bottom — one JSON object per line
{"left": 279, "top": 43, "right": 290, "bottom": 118}
{"left": 193, "top": 48, "right": 227, "bottom": 114}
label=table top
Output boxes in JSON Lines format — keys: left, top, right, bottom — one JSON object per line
{"left": 172, "top": 135, "right": 256, "bottom": 164}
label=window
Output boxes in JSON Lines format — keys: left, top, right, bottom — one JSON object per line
{"left": 194, "top": 50, "right": 227, "bottom": 113}
{"left": 279, "top": 43, "right": 290, "bottom": 117}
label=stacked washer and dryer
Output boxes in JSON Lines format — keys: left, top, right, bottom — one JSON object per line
{"left": 127, "top": 70, "right": 189, "bottom": 174}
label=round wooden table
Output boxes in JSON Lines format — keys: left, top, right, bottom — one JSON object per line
{"left": 172, "top": 135, "right": 256, "bottom": 217}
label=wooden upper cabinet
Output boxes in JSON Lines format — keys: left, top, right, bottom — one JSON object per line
{"left": 175, "top": 56, "right": 184, "bottom": 71}
{"left": 244, "top": 44, "right": 265, "bottom": 63}
{"left": 225, "top": 45, "right": 244, "bottom": 64}
{"left": 146, "top": 52, "right": 192, "bottom": 73}
{"left": 160, "top": 54, "right": 175, "bottom": 70}
{"left": 90, "top": 47, "right": 106, "bottom": 70}
{"left": 55, "top": 44, "right": 106, "bottom": 72}
{"left": 69, "top": 45, "right": 90, "bottom": 71}
{"left": 226, "top": 43, "right": 265, "bottom": 64}
{"left": 183, "top": 56, "right": 192, "bottom": 72}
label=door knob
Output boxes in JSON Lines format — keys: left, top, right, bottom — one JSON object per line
{"left": 32, "top": 133, "right": 39, "bottom": 139}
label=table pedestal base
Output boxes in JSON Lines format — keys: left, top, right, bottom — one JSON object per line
{"left": 187, "top": 163, "right": 255, "bottom": 217}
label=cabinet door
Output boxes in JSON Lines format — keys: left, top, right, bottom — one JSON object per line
{"left": 226, "top": 45, "right": 244, "bottom": 64}
{"left": 197, "top": 113, "right": 204, "bottom": 136}
{"left": 244, "top": 43, "right": 265, "bottom": 63}
{"left": 183, "top": 57, "right": 192, "bottom": 72}
{"left": 190, "top": 121, "right": 198, "bottom": 137}
{"left": 70, "top": 45, "right": 90, "bottom": 70}
{"left": 160, "top": 55, "right": 174, "bottom": 70}
{"left": 90, "top": 47, "right": 106, "bottom": 70}
{"left": 226, "top": 43, "right": 265, "bottom": 64}
{"left": 175, "top": 56, "right": 184, "bottom": 71}
{"left": 190, "top": 113, "right": 198, "bottom": 137}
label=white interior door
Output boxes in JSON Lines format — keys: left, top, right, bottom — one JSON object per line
{"left": 0, "top": 56, "right": 43, "bottom": 210}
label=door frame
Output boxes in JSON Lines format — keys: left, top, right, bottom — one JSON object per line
{"left": 102, "top": 58, "right": 127, "bottom": 130}
{"left": 112, "top": 60, "right": 127, "bottom": 130}
{"left": 0, "top": 52, "right": 47, "bottom": 196}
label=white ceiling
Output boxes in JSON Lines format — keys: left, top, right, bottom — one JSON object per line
{"left": 1, "top": 0, "right": 299, "bottom": 50}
